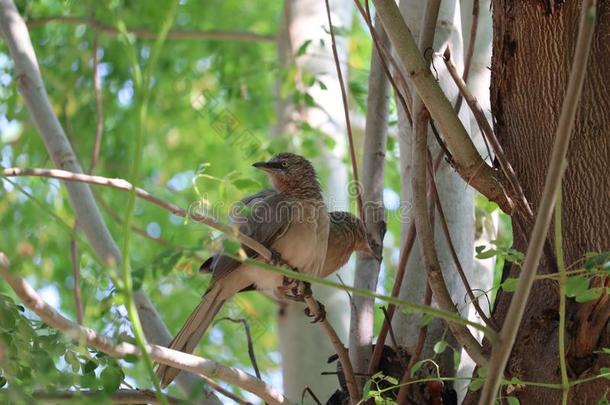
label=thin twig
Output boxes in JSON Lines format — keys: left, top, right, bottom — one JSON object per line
{"left": 0, "top": 253, "right": 291, "bottom": 405}
{"left": 555, "top": 191, "right": 569, "bottom": 405}
{"left": 324, "top": 0, "right": 363, "bottom": 220}
{"left": 216, "top": 317, "right": 262, "bottom": 380}
{"left": 412, "top": 105, "right": 487, "bottom": 367}
{"left": 479, "top": 1, "right": 598, "bottom": 402}
{"left": 200, "top": 375, "right": 254, "bottom": 405}
{"left": 69, "top": 234, "right": 84, "bottom": 325}
{"left": 454, "top": 0, "right": 479, "bottom": 114}
{"left": 427, "top": 150, "right": 495, "bottom": 329}
{"left": 89, "top": 30, "right": 104, "bottom": 173}
{"left": 443, "top": 47, "right": 532, "bottom": 218}
{"left": 396, "top": 283, "right": 432, "bottom": 403}
{"left": 26, "top": 15, "right": 275, "bottom": 43}
{"left": 368, "top": 153, "right": 444, "bottom": 375}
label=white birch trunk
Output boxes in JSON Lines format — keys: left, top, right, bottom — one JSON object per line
{"left": 274, "top": 0, "right": 353, "bottom": 401}
{"left": 392, "top": 0, "right": 474, "bottom": 377}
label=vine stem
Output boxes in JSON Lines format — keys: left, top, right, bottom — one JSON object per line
{"left": 116, "top": 2, "right": 179, "bottom": 404}
{"left": 555, "top": 190, "right": 569, "bottom": 405}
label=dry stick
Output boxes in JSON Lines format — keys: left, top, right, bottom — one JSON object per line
{"left": 0, "top": 167, "right": 358, "bottom": 403}
{"left": 454, "top": 0, "right": 479, "bottom": 114}
{"left": 356, "top": 0, "right": 413, "bottom": 124}
{"left": 443, "top": 47, "right": 532, "bottom": 218}
{"left": 26, "top": 15, "right": 275, "bottom": 43}
{"left": 199, "top": 375, "right": 254, "bottom": 405}
{"left": 396, "top": 283, "right": 433, "bottom": 403}
{"left": 1, "top": 167, "right": 272, "bottom": 261}
{"left": 367, "top": 152, "right": 444, "bottom": 375}
{"left": 479, "top": 1, "right": 598, "bottom": 403}
{"left": 427, "top": 151, "right": 496, "bottom": 329}
{"left": 324, "top": 0, "right": 363, "bottom": 220}
{"left": 89, "top": 31, "right": 104, "bottom": 173}
{"left": 0, "top": 253, "right": 290, "bottom": 405}
{"left": 371, "top": 0, "right": 514, "bottom": 214}
{"left": 29, "top": 389, "right": 181, "bottom": 404}
{"left": 412, "top": 106, "right": 487, "bottom": 367}
{"left": 216, "top": 317, "right": 262, "bottom": 380}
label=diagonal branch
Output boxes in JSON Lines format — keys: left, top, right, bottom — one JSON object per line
{"left": 371, "top": 0, "right": 515, "bottom": 214}
{"left": 0, "top": 253, "right": 291, "bottom": 405}
{"left": 479, "top": 0, "right": 598, "bottom": 402}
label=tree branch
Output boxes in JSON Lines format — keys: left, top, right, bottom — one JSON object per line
{"left": 479, "top": 0, "right": 598, "bottom": 402}
{"left": 371, "top": 0, "right": 515, "bottom": 214}
{"left": 26, "top": 15, "right": 275, "bottom": 43}
{"left": 0, "top": 253, "right": 291, "bottom": 405}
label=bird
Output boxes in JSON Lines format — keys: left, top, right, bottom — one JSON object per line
{"left": 212, "top": 188, "right": 377, "bottom": 278}
{"left": 156, "top": 153, "right": 330, "bottom": 387}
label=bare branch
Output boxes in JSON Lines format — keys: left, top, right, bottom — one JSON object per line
{"left": 324, "top": 0, "right": 363, "bottom": 220}
{"left": 216, "top": 317, "right": 262, "bottom": 380}
{"left": 443, "top": 47, "right": 532, "bottom": 218}
{"left": 69, "top": 235, "right": 84, "bottom": 325}
{"left": 480, "top": 1, "right": 598, "bottom": 402}
{"left": 26, "top": 15, "right": 275, "bottom": 43}
{"left": 0, "top": 253, "right": 291, "bottom": 405}
{"left": 454, "top": 0, "right": 479, "bottom": 113}
{"left": 371, "top": 0, "right": 515, "bottom": 214}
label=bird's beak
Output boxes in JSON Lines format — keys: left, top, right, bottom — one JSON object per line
{"left": 252, "top": 161, "right": 282, "bottom": 172}
{"left": 361, "top": 239, "right": 382, "bottom": 262}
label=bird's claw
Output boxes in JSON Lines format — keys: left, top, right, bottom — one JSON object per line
{"left": 304, "top": 300, "right": 326, "bottom": 323}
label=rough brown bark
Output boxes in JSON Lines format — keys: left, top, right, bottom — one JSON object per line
{"left": 466, "top": 1, "right": 610, "bottom": 403}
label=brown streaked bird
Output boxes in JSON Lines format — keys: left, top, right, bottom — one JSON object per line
{"left": 157, "top": 153, "right": 330, "bottom": 387}
{"left": 213, "top": 188, "right": 377, "bottom": 278}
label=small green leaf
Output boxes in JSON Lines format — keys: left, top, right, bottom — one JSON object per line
{"left": 476, "top": 248, "right": 498, "bottom": 260}
{"left": 100, "top": 365, "right": 124, "bottom": 394}
{"left": 295, "top": 39, "right": 312, "bottom": 57}
{"left": 469, "top": 378, "right": 484, "bottom": 391}
{"left": 411, "top": 360, "right": 426, "bottom": 374}
{"left": 599, "top": 367, "right": 610, "bottom": 379}
{"left": 565, "top": 276, "right": 590, "bottom": 298}
{"left": 477, "top": 367, "right": 488, "bottom": 378}
{"left": 222, "top": 239, "right": 242, "bottom": 255}
{"left": 420, "top": 313, "right": 434, "bottom": 326}
{"left": 506, "top": 396, "right": 521, "bottom": 405}
{"left": 83, "top": 360, "right": 98, "bottom": 374}
{"left": 501, "top": 278, "right": 519, "bottom": 292}
{"left": 433, "top": 340, "right": 448, "bottom": 354}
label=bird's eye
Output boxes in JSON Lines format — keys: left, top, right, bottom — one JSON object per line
{"left": 281, "top": 161, "right": 288, "bottom": 168}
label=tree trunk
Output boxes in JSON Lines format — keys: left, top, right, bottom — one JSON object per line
{"left": 466, "top": 1, "right": 610, "bottom": 403}
{"left": 392, "top": 0, "right": 474, "bottom": 380}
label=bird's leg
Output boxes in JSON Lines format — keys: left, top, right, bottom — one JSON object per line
{"left": 300, "top": 282, "right": 326, "bottom": 323}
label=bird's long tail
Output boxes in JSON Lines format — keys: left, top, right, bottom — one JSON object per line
{"left": 156, "top": 284, "right": 226, "bottom": 387}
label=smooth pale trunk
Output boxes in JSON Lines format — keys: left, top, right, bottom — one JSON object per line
{"left": 392, "top": 0, "right": 475, "bottom": 377}
{"left": 274, "top": 0, "right": 353, "bottom": 401}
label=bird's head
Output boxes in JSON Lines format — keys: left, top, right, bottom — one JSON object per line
{"left": 252, "top": 153, "right": 320, "bottom": 197}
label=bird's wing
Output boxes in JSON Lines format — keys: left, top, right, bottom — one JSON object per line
{"left": 207, "top": 192, "right": 292, "bottom": 282}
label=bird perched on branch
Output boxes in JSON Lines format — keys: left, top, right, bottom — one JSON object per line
{"left": 157, "top": 153, "right": 331, "bottom": 387}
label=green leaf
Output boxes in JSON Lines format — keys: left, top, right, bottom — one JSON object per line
{"left": 420, "top": 313, "right": 434, "bottom": 326}
{"left": 433, "top": 340, "right": 448, "bottom": 354}
{"left": 83, "top": 360, "right": 98, "bottom": 374}
{"left": 411, "top": 360, "right": 426, "bottom": 374}
{"left": 506, "top": 397, "right": 521, "bottom": 405}
{"left": 599, "top": 367, "right": 610, "bottom": 379}
{"left": 100, "top": 365, "right": 124, "bottom": 394}
{"left": 295, "top": 39, "right": 312, "bottom": 57}
{"left": 468, "top": 378, "right": 484, "bottom": 391}
{"left": 222, "top": 239, "right": 242, "bottom": 255}
{"left": 501, "top": 278, "right": 519, "bottom": 292}
{"left": 575, "top": 287, "right": 603, "bottom": 303}
{"left": 565, "top": 276, "right": 590, "bottom": 298}
{"left": 64, "top": 351, "right": 80, "bottom": 373}
{"left": 476, "top": 248, "right": 498, "bottom": 260}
